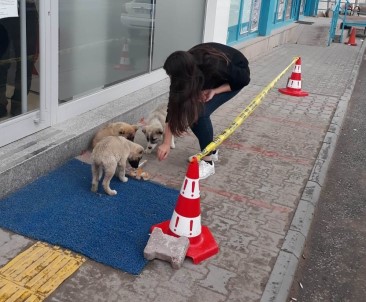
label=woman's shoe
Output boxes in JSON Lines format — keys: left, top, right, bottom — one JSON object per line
{"left": 199, "top": 161, "right": 215, "bottom": 180}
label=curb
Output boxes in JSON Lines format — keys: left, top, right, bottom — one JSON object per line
{"left": 260, "top": 40, "right": 366, "bottom": 302}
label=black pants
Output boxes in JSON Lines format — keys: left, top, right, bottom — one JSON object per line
{"left": 0, "top": 1, "right": 38, "bottom": 115}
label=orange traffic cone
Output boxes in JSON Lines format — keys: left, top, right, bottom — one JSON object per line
{"left": 114, "top": 38, "right": 131, "bottom": 70}
{"left": 278, "top": 57, "right": 309, "bottom": 97}
{"left": 151, "top": 157, "right": 219, "bottom": 264}
{"left": 344, "top": 27, "right": 357, "bottom": 46}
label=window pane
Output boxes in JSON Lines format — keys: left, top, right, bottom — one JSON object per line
{"left": 277, "top": 0, "right": 285, "bottom": 20}
{"left": 285, "top": 0, "right": 293, "bottom": 19}
{"left": 59, "top": 0, "right": 152, "bottom": 103}
{"left": 229, "top": 0, "right": 241, "bottom": 27}
{"left": 152, "top": 0, "right": 205, "bottom": 70}
{"left": 251, "top": 0, "right": 262, "bottom": 31}
{"left": 240, "top": 0, "right": 252, "bottom": 34}
{"left": 0, "top": 0, "right": 39, "bottom": 120}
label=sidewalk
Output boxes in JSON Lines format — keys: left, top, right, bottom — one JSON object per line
{"left": 1, "top": 17, "right": 365, "bottom": 302}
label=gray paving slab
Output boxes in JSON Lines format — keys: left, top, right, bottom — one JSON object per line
{"left": 0, "top": 17, "right": 365, "bottom": 302}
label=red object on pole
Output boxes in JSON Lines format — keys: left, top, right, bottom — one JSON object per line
{"left": 151, "top": 157, "right": 219, "bottom": 264}
{"left": 278, "top": 57, "right": 309, "bottom": 97}
{"left": 344, "top": 27, "right": 357, "bottom": 46}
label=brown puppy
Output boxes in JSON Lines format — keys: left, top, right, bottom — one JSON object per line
{"left": 92, "top": 122, "right": 139, "bottom": 149}
{"left": 91, "top": 136, "right": 144, "bottom": 196}
{"left": 141, "top": 103, "right": 175, "bottom": 153}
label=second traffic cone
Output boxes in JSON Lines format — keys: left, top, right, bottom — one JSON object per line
{"left": 344, "top": 27, "right": 357, "bottom": 46}
{"left": 151, "top": 157, "right": 219, "bottom": 264}
{"left": 278, "top": 57, "right": 309, "bottom": 97}
{"left": 114, "top": 38, "right": 131, "bottom": 70}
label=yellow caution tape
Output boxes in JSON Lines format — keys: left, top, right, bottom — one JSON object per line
{"left": 195, "top": 56, "right": 299, "bottom": 161}
{"left": 0, "top": 242, "right": 85, "bottom": 301}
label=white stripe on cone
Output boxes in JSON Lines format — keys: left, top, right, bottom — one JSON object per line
{"left": 180, "top": 177, "right": 200, "bottom": 199}
{"left": 293, "top": 65, "right": 301, "bottom": 73}
{"left": 169, "top": 211, "right": 201, "bottom": 237}
{"left": 119, "top": 57, "right": 130, "bottom": 65}
{"left": 287, "top": 79, "right": 302, "bottom": 89}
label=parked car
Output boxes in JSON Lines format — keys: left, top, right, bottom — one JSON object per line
{"left": 120, "top": 0, "right": 154, "bottom": 33}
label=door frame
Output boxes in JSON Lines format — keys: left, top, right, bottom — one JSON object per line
{"left": 0, "top": 0, "right": 54, "bottom": 148}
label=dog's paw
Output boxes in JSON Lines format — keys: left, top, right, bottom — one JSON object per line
{"left": 121, "top": 176, "right": 128, "bottom": 182}
{"left": 91, "top": 184, "right": 98, "bottom": 192}
{"left": 107, "top": 189, "right": 117, "bottom": 196}
{"left": 170, "top": 143, "right": 176, "bottom": 149}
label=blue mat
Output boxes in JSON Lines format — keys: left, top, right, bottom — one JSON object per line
{"left": 0, "top": 159, "right": 178, "bottom": 275}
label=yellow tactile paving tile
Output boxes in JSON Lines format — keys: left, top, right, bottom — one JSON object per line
{"left": 0, "top": 242, "right": 85, "bottom": 301}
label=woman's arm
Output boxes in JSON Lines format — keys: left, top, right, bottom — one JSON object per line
{"left": 201, "top": 84, "right": 231, "bottom": 102}
{"left": 157, "top": 123, "right": 172, "bottom": 161}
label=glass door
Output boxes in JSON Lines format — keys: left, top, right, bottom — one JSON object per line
{"left": 0, "top": 0, "right": 51, "bottom": 148}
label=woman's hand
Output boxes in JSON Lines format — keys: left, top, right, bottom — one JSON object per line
{"left": 157, "top": 123, "right": 173, "bottom": 161}
{"left": 201, "top": 89, "right": 215, "bottom": 102}
{"left": 157, "top": 143, "right": 171, "bottom": 161}
{"left": 201, "top": 84, "right": 232, "bottom": 102}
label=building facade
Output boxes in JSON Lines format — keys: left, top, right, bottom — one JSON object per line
{"left": 0, "top": 0, "right": 319, "bottom": 148}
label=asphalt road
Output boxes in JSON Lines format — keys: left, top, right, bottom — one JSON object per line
{"left": 289, "top": 49, "right": 366, "bottom": 301}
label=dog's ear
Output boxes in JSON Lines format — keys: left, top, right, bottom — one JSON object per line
{"left": 118, "top": 129, "right": 125, "bottom": 135}
{"left": 156, "top": 128, "right": 164, "bottom": 135}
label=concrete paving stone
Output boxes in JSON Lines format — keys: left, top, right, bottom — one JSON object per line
{"left": 231, "top": 214, "right": 266, "bottom": 237}
{"left": 209, "top": 245, "right": 247, "bottom": 272}
{"left": 227, "top": 288, "right": 262, "bottom": 302}
{"left": 207, "top": 214, "right": 240, "bottom": 234}
{"left": 0, "top": 230, "right": 33, "bottom": 266}
{"left": 204, "top": 201, "right": 248, "bottom": 222}
{"left": 245, "top": 204, "right": 293, "bottom": 223}
{"left": 259, "top": 217, "right": 288, "bottom": 236}
{"left": 221, "top": 228, "right": 256, "bottom": 254}
{"left": 188, "top": 286, "right": 226, "bottom": 302}
{"left": 247, "top": 244, "right": 280, "bottom": 272}
{"left": 143, "top": 228, "right": 190, "bottom": 270}
{"left": 49, "top": 262, "right": 148, "bottom": 302}
{"left": 236, "top": 261, "right": 272, "bottom": 291}
{"left": 254, "top": 182, "right": 303, "bottom": 203}
{"left": 198, "top": 264, "right": 237, "bottom": 295}
{"left": 253, "top": 229, "right": 285, "bottom": 253}
{"left": 158, "top": 267, "right": 205, "bottom": 297}
{"left": 153, "top": 288, "right": 189, "bottom": 302}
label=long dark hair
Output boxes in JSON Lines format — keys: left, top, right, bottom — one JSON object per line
{"left": 163, "top": 45, "right": 229, "bottom": 136}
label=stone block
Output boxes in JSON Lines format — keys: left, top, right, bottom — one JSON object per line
{"left": 144, "top": 228, "right": 189, "bottom": 269}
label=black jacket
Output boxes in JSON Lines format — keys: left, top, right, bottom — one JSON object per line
{"left": 189, "top": 42, "right": 250, "bottom": 91}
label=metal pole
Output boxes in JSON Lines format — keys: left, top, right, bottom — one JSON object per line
{"left": 20, "top": 0, "right": 27, "bottom": 113}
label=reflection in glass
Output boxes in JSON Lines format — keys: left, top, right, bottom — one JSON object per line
{"left": 152, "top": 0, "right": 205, "bottom": 70}
{"left": 277, "top": 0, "right": 285, "bottom": 20}
{"left": 0, "top": 0, "right": 39, "bottom": 121}
{"left": 286, "top": 0, "right": 293, "bottom": 19}
{"left": 58, "top": 0, "right": 153, "bottom": 103}
{"left": 239, "top": 0, "right": 262, "bottom": 35}
{"left": 240, "top": 0, "right": 251, "bottom": 34}
{"left": 251, "top": 0, "right": 262, "bottom": 31}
